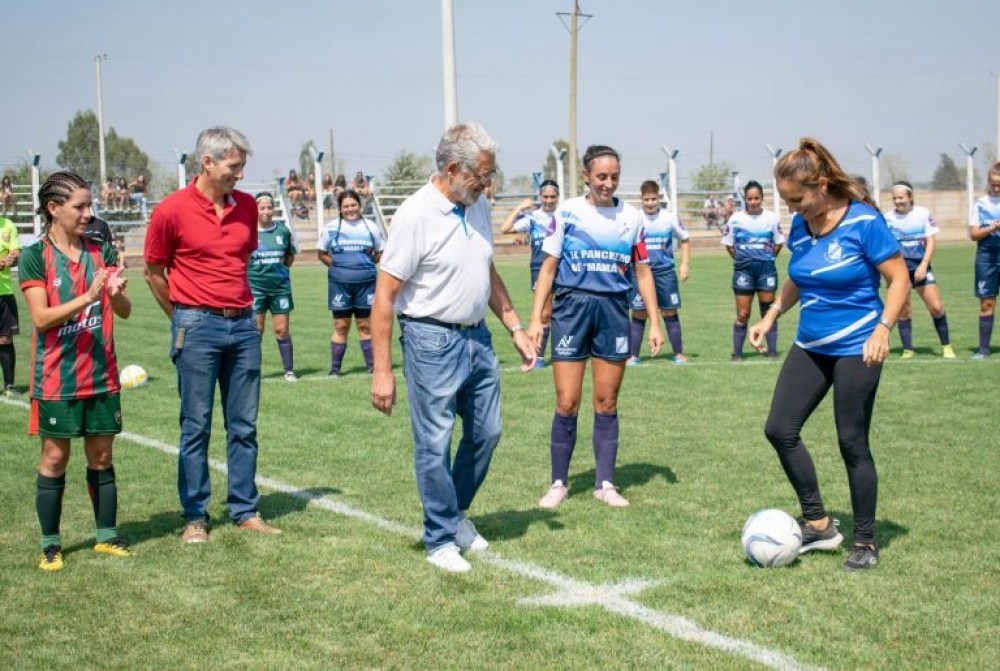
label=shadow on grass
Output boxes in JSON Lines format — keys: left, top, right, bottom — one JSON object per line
{"left": 262, "top": 367, "right": 324, "bottom": 380}
{"left": 105, "top": 486, "right": 340, "bottom": 549}
{"left": 567, "top": 461, "right": 678, "bottom": 496}
{"left": 403, "top": 507, "right": 565, "bottom": 553}
{"left": 826, "top": 510, "right": 909, "bottom": 549}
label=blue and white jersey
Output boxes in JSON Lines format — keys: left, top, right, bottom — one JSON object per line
{"left": 972, "top": 195, "right": 1000, "bottom": 251}
{"left": 787, "top": 201, "right": 900, "bottom": 357}
{"left": 318, "top": 217, "right": 384, "bottom": 283}
{"left": 642, "top": 209, "right": 689, "bottom": 273}
{"left": 883, "top": 206, "right": 937, "bottom": 261}
{"left": 511, "top": 208, "right": 556, "bottom": 272}
{"left": 543, "top": 196, "right": 649, "bottom": 295}
{"left": 721, "top": 210, "right": 785, "bottom": 266}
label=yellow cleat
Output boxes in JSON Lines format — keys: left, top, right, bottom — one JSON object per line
{"left": 94, "top": 537, "right": 132, "bottom": 557}
{"left": 900, "top": 349, "right": 915, "bottom": 360}
{"left": 941, "top": 345, "right": 956, "bottom": 359}
{"left": 39, "top": 545, "right": 64, "bottom": 571}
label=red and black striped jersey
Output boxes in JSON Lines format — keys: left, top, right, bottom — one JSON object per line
{"left": 18, "top": 236, "right": 120, "bottom": 400}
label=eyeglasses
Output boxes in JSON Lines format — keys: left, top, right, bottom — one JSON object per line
{"left": 465, "top": 167, "right": 496, "bottom": 187}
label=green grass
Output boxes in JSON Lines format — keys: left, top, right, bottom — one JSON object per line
{"left": 1, "top": 245, "right": 998, "bottom": 670}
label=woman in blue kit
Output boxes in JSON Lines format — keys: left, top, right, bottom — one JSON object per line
{"left": 501, "top": 179, "right": 560, "bottom": 369}
{"left": 528, "top": 145, "right": 663, "bottom": 509}
{"left": 317, "top": 189, "right": 383, "bottom": 375}
{"left": 749, "top": 138, "right": 909, "bottom": 571}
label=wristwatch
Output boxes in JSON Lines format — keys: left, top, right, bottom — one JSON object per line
{"left": 509, "top": 322, "right": 524, "bottom": 335}
{"left": 877, "top": 317, "right": 894, "bottom": 331}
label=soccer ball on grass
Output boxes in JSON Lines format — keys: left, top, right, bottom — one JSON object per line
{"left": 741, "top": 508, "right": 802, "bottom": 568}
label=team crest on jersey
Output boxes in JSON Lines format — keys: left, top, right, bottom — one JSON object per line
{"left": 0, "top": 230, "right": 9, "bottom": 243}
{"left": 53, "top": 277, "right": 62, "bottom": 288}
{"left": 824, "top": 240, "right": 843, "bottom": 264}
{"left": 615, "top": 337, "right": 628, "bottom": 354}
{"left": 276, "top": 236, "right": 283, "bottom": 244}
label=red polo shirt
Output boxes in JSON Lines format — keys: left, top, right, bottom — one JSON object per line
{"left": 144, "top": 179, "right": 258, "bottom": 308}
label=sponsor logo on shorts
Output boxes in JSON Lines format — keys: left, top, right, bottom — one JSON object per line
{"left": 555, "top": 335, "right": 575, "bottom": 357}
{"left": 49, "top": 417, "right": 57, "bottom": 425}
{"left": 115, "top": 410, "right": 122, "bottom": 425}
{"left": 670, "top": 293, "right": 679, "bottom": 304}
{"left": 615, "top": 337, "right": 628, "bottom": 354}
{"left": 736, "top": 274, "right": 750, "bottom": 288}
{"left": 978, "top": 280, "right": 987, "bottom": 293}
{"left": 279, "top": 298, "right": 289, "bottom": 310}
{"left": 766, "top": 277, "right": 776, "bottom": 287}
{"left": 366, "top": 293, "right": 374, "bottom": 306}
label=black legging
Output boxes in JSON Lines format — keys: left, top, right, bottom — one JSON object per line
{"left": 764, "top": 344, "right": 882, "bottom": 544}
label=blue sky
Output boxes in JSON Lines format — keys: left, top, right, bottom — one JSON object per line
{"left": 2, "top": 0, "right": 998, "bottom": 187}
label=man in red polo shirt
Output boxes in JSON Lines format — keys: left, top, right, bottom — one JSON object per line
{"left": 144, "top": 126, "right": 281, "bottom": 544}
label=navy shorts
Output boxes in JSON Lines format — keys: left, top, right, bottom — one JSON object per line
{"left": 328, "top": 278, "right": 376, "bottom": 318}
{"left": 550, "top": 288, "right": 630, "bottom": 362}
{"left": 629, "top": 269, "right": 680, "bottom": 311}
{"left": 975, "top": 247, "right": 1000, "bottom": 298}
{"left": 733, "top": 260, "right": 778, "bottom": 294}
{"left": 904, "top": 258, "right": 936, "bottom": 288}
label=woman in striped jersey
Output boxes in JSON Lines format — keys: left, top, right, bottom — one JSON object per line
{"left": 19, "top": 171, "right": 132, "bottom": 570}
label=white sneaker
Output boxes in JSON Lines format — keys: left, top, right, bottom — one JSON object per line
{"left": 456, "top": 516, "right": 489, "bottom": 552}
{"left": 284, "top": 371, "right": 298, "bottom": 382}
{"left": 593, "top": 481, "right": 629, "bottom": 507}
{"left": 426, "top": 544, "right": 471, "bottom": 573}
{"left": 538, "top": 480, "right": 569, "bottom": 509}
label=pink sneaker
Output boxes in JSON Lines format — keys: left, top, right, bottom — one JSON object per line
{"left": 538, "top": 481, "right": 568, "bottom": 509}
{"left": 593, "top": 481, "right": 629, "bottom": 507}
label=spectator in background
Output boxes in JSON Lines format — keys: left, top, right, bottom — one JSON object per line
{"left": 100, "top": 178, "right": 115, "bottom": 211}
{"left": 115, "top": 177, "right": 129, "bottom": 211}
{"left": 304, "top": 171, "right": 316, "bottom": 203}
{"left": 352, "top": 170, "right": 370, "bottom": 198}
{"left": 322, "top": 173, "right": 335, "bottom": 212}
{"left": 334, "top": 173, "right": 347, "bottom": 200}
{"left": 702, "top": 193, "right": 720, "bottom": 230}
{"left": 85, "top": 215, "right": 124, "bottom": 268}
{"left": 286, "top": 169, "right": 304, "bottom": 206}
{"left": 2, "top": 176, "right": 17, "bottom": 217}
{"left": 128, "top": 175, "right": 146, "bottom": 207}
{"left": 717, "top": 195, "right": 737, "bottom": 231}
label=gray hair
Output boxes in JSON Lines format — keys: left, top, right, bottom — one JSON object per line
{"left": 435, "top": 122, "right": 498, "bottom": 174}
{"left": 195, "top": 126, "right": 252, "bottom": 167}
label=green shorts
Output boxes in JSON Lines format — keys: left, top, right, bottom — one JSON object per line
{"left": 253, "top": 292, "right": 294, "bottom": 315}
{"left": 29, "top": 394, "right": 123, "bottom": 438}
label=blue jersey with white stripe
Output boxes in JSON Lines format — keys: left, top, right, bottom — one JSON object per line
{"left": 721, "top": 210, "right": 785, "bottom": 266}
{"left": 972, "top": 195, "right": 1000, "bottom": 251}
{"left": 511, "top": 209, "right": 555, "bottom": 272}
{"left": 642, "top": 209, "right": 688, "bottom": 273}
{"left": 788, "top": 201, "right": 900, "bottom": 357}
{"left": 318, "top": 217, "right": 384, "bottom": 283}
{"left": 883, "top": 206, "right": 937, "bottom": 261}
{"left": 543, "top": 196, "right": 648, "bottom": 295}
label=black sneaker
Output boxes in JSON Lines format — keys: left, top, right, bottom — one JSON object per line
{"left": 844, "top": 543, "right": 879, "bottom": 571}
{"left": 798, "top": 517, "right": 843, "bottom": 554}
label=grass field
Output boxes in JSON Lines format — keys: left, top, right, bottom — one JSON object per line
{"left": 1, "top": 244, "right": 997, "bottom": 670}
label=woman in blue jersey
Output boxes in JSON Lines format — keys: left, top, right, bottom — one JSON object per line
{"left": 500, "top": 179, "right": 560, "bottom": 369}
{"left": 627, "top": 179, "right": 690, "bottom": 365}
{"left": 528, "top": 145, "right": 663, "bottom": 509}
{"left": 970, "top": 163, "right": 1000, "bottom": 358}
{"left": 317, "top": 189, "right": 383, "bottom": 376}
{"left": 749, "top": 138, "right": 909, "bottom": 571}
{"left": 883, "top": 181, "right": 954, "bottom": 359}
{"left": 722, "top": 180, "right": 785, "bottom": 361}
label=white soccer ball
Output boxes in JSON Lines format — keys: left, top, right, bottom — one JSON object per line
{"left": 741, "top": 508, "right": 802, "bottom": 568}
{"left": 119, "top": 364, "right": 148, "bottom": 390}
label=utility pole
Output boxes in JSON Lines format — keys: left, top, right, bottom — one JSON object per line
{"left": 441, "top": 0, "right": 458, "bottom": 129}
{"left": 865, "top": 144, "right": 883, "bottom": 209}
{"left": 765, "top": 144, "right": 783, "bottom": 216}
{"left": 95, "top": 54, "right": 108, "bottom": 185}
{"left": 558, "top": 1, "right": 592, "bottom": 198}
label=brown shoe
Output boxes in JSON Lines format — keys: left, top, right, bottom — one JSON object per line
{"left": 237, "top": 513, "right": 282, "bottom": 535}
{"left": 181, "top": 520, "right": 209, "bottom": 544}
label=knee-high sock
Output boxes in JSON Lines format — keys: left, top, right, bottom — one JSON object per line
{"left": 733, "top": 322, "right": 748, "bottom": 356}
{"left": 759, "top": 302, "right": 778, "bottom": 355}
{"left": 629, "top": 318, "right": 645, "bottom": 359}
{"left": 593, "top": 412, "right": 620, "bottom": 487}
{"left": 980, "top": 315, "right": 995, "bottom": 354}
{"left": 277, "top": 337, "right": 294, "bottom": 373}
{"left": 36, "top": 472, "right": 65, "bottom": 549}
{"left": 898, "top": 318, "right": 913, "bottom": 350}
{"left": 664, "top": 314, "right": 683, "bottom": 355}
{"left": 538, "top": 327, "right": 550, "bottom": 360}
{"left": 0, "top": 343, "right": 14, "bottom": 387}
{"left": 550, "top": 413, "right": 577, "bottom": 484}
{"left": 87, "top": 466, "right": 118, "bottom": 543}
{"left": 932, "top": 314, "right": 950, "bottom": 346}
{"left": 360, "top": 339, "right": 374, "bottom": 373}
{"left": 329, "top": 341, "right": 347, "bottom": 374}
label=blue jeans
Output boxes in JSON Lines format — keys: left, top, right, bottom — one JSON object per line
{"left": 400, "top": 320, "right": 502, "bottom": 551}
{"left": 171, "top": 307, "right": 262, "bottom": 523}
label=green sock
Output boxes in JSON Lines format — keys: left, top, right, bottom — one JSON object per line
{"left": 87, "top": 467, "right": 118, "bottom": 542}
{"left": 36, "top": 472, "right": 65, "bottom": 550}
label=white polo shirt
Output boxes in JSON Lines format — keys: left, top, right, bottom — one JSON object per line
{"left": 380, "top": 181, "right": 494, "bottom": 325}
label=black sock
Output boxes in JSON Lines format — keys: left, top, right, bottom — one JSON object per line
{"left": 37, "top": 472, "right": 66, "bottom": 548}
{"left": 0, "top": 343, "right": 14, "bottom": 387}
{"left": 87, "top": 466, "right": 118, "bottom": 542}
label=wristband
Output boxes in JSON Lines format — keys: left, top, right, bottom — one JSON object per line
{"left": 509, "top": 322, "right": 524, "bottom": 336}
{"left": 878, "top": 317, "right": 894, "bottom": 331}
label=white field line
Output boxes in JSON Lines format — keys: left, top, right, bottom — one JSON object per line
{"left": 3, "top": 395, "right": 818, "bottom": 671}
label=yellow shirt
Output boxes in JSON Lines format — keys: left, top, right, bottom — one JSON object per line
{"left": 0, "top": 217, "right": 22, "bottom": 296}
